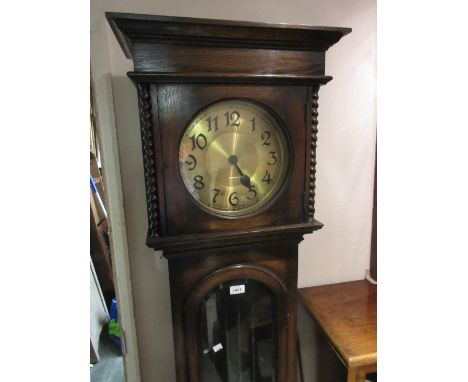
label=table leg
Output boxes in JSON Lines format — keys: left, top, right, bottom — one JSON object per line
{"left": 348, "top": 364, "right": 377, "bottom": 382}
{"left": 347, "top": 368, "right": 358, "bottom": 382}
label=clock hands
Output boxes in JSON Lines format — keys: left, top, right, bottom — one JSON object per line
{"left": 239, "top": 175, "right": 252, "bottom": 189}
{"left": 228, "top": 155, "right": 252, "bottom": 189}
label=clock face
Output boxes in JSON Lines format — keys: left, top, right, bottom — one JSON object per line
{"left": 179, "top": 99, "right": 290, "bottom": 217}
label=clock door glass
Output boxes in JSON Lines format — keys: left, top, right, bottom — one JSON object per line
{"left": 198, "top": 279, "right": 276, "bottom": 382}
{"left": 179, "top": 100, "right": 289, "bottom": 217}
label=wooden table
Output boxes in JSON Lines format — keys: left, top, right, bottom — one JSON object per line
{"left": 298, "top": 280, "right": 377, "bottom": 382}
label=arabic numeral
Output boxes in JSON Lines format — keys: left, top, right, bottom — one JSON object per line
{"left": 262, "top": 170, "right": 272, "bottom": 185}
{"left": 250, "top": 117, "right": 256, "bottom": 132}
{"left": 194, "top": 175, "right": 204, "bottom": 190}
{"left": 247, "top": 184, "right": 257, "bottom": 200}
{"left": 212, "top": 188, "right": 221, "bottom": 204}
{"left": 206, "top": 116, "right": 218, "bottom": 132}
{"left": 267, "top": 151, "right": 277, "bottom": 165}
{"left": 228, "top": 192, "right": 239, "bottom": 207}
{"left": 185, "top": 154, "right": 197, "bottom": 170}
{"left": 190, "top": 133, "right": 207, "bottom": 150}
{"left": 261, "top": 131, "right": 271, "bottom": 146}
{"left": 224, "top": 110, "right": 241, "bottom": 127}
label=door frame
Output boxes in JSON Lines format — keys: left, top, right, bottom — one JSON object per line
{"left": 91, "top": 15, "right": 141, "bottom": 381}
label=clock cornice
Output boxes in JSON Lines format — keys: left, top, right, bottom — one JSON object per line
{"left": 127, "top": 72, "right": 333, "bottom": 85}
{"left": 106, "top": 12, "right": 351, "bottom": 58}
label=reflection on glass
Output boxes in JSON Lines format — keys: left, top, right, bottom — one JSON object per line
{"left": 198, "top": 279, "right": 276, "bottom": 382}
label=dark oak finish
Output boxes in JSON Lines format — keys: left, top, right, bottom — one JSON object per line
{"left": 106, "top": 13, "right": 351, "bottom": 247}
{"left": 128, "top": 72, "right": 333, "bottom": 85}
{"left": 106, "top": 13, "right": 351, "bottom": 58}
{"left": 299, "top": 280, "right": 377, "bottom": 382}
{"left": 156, "top": 84, "right": 307, "bottom": 236}
{"left": 133, "top": 44, "right": 326, "bottom": 75}
{"left": 135, "top": 80, "right": 327, "bottom": 246}
{"left": 184, "top": 264, "right": 288, "bottom": 382}
{"left": 168, "top": 240, "right": 300, "bottom": 382}
{"left": 107, "top": 12, "right": 350, "bottom": 382}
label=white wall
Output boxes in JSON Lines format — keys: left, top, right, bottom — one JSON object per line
{"left": 91, "top": 0, "right": 376, "bottom": 380}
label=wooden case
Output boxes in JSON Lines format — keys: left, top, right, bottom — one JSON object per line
{"left": 107, "top": 12, "right": 350, "bottom": 382}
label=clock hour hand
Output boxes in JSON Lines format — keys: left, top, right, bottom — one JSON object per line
{"left": 239, "top": 175, "right": 251, "bottom": 189}
{"left": 228, "top": 155, "right": 251, "bottom": 189}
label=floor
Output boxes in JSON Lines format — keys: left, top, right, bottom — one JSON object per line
{"left": 89, "top": 327, "right": 375, "bottom": 382}
{"left": 91, "top": 330, "right": 124, "bottom": 382}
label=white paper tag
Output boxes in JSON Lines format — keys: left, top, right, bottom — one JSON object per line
{"left": 213, "top": 343, "right": 223, "bottom": 353}
{"left": 230, "top": 285, "right": 245, "bottom": 295}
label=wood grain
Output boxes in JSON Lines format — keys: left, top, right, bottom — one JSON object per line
{"left": 133, "top": 43, "right": 325, "bottom": 75}
{"left": 168, "top": 241, "right": 300, "bottom": 382}
{"left": 151, "top": 84, "right": 310, "bottom": 238}
{"left": 184, "top": 264, "right": 288, "bottom": 382}
{"left": 128, "top": 72, "right": 333, "bottom": 85}
{"left": 136, "top": 83, "right": 161, "bottom": 238}
{"left": 106, "top": 12, "right": 351, "bottom": 57}
{"left": 107, "top": 13, "right": 351, "bottom": 382}
{"left": 299, "top": 280, "right": 376, "bottom": 369}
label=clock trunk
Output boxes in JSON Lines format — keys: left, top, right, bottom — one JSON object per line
{"left": 169, "top": 241, "right": 299, "bottom": 382}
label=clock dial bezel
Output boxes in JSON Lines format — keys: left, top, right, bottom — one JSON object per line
{"left": 178, "top": 98, "right": 293, "bottom": 219}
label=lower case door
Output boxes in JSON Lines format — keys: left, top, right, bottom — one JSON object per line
{"left": 185, "top": 264, "right": 287, "bottom": 382}
{"left": 199, "top": 278, "right": 276, "bottom": 382}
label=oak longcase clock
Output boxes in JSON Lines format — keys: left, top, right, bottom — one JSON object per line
{"left": 107, "top": 13, "right": 350, "bottom": 382}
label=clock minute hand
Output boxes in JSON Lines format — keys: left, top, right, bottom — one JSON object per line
{"left": 228, "top": 155, "right": 251, "bottom": 189}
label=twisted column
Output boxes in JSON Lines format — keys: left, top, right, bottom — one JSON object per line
{"left": 137, "top": 83, "right": 160, "bottom": 238}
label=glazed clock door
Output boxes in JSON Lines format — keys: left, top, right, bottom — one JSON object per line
{"left": 179, "top": 99, "right": 290, "bottom": 218}
{"left": 185, "top": 265, "right": 288, "bottom": 382}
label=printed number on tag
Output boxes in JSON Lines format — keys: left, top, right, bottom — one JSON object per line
{"left": 230, "top": 285, "right": 245, "bottom": 295}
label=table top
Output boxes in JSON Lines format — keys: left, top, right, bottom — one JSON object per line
{"left": 299, "top": 280, "right": 376, "bottom": 368}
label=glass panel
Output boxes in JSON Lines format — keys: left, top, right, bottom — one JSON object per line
{"left": 178, "top": 99, "right": 290, "bottom": 218}
{"left": 198, "top": 278, "right": 276, "bottom": 382}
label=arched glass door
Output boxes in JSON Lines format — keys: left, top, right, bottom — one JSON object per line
{"left": 198, "top": 278, "right": 276, "bottom": 382}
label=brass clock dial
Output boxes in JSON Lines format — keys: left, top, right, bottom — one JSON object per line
{"left": 179, "top": 99, "right": 289, "bottom": 217}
